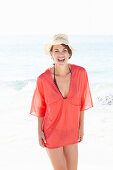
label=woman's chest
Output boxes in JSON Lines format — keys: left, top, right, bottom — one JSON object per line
{"left": 51, "top": 73, "right": 71, "bottom": 98}
{"left": 43, "top": 72, "right": 83, "bottom": 106}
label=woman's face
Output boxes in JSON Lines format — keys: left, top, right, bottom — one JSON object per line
{"left": 50, "top": 44, "right": 70, "bottom": 66}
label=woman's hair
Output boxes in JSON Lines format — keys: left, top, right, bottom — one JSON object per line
{"left": 50, "top": 44, "right": 72, "bottom": 59}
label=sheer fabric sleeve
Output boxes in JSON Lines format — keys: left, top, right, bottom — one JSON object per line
{"left": 80, "top": 69, "right": 93, "bottom": 111}
{"left": 29, "top": 76, "right": 46, "bottom": 117}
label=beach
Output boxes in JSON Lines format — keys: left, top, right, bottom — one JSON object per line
{"left": 0, "top": 34, "right": 113, "bottom": 170}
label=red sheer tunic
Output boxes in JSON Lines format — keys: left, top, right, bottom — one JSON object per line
{"left": 30, "top": 64, "right": 93, "bottom": 148}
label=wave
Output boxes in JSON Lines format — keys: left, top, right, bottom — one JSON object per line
{"left": 97, "top": 94, "right": 113, "bottom": 105}
{"left": 0, "top": 79, "right": 113, "bottom": 106}
{"left": 0, "top": 79, "right": 36, "bottom": 91}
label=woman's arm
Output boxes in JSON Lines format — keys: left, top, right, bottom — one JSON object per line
{"left": 78, "top": 111, "right": 84, "bottom": 142}
{"left": 79, "top": 111, "right": 84, "bottom": 128}
{"left": 38, "top": 117, "right": 44, "bottom": 132}
{"left": 38, "top": 117, "right": 46, "bottom": 147}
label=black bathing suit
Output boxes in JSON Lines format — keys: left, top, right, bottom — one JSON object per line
{"left": 53, "top": 63, "right": 72, "bottom": 99}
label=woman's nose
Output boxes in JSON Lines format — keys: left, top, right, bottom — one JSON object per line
{"left": 58, "top": 51, "right": 65, "bottom": 55}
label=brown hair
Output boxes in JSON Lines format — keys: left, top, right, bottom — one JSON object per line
{"left": 50, "top": 44, "right": 72, "bottom": 59}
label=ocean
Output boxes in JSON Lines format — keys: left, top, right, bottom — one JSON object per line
{"left": 0, "top": 34, "right": 113, "bottom": 169}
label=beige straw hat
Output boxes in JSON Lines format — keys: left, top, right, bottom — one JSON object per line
{"left": 45, "top": 33, "right": 75, "bottom": 56}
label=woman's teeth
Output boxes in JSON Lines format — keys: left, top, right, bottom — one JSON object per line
{"left": 58, "top": 58, "right": 65, "bottom": 62}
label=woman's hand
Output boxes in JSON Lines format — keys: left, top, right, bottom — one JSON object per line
{"left": 78, "top": 125, "right": 84, "bottom": 142}
{"left": 38, "top": 130, "right": 47, "bottom": 148}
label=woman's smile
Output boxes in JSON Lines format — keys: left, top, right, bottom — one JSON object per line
{"left": 57, "top": 57, "right": 65, "bottom": 62}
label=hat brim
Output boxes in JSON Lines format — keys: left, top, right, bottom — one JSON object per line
{"left": 45, "top": 43, "right": 75, "bottom": 56}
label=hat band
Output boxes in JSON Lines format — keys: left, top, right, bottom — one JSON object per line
{"left": 52, "top": 40, "right": 69, "bottom": 45}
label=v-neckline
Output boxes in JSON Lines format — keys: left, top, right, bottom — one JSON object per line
{"left": 48, "top": 63, "right": 73, "bottom": 100}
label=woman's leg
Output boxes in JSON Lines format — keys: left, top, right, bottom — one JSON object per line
{"left": 45, "top": 146, "right": 67, "bottom": 170}
{"left": 63, "top": 143, "right": 78, "bottom": 170}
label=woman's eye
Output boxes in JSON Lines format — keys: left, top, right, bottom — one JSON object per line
{"left": 54, "top": 49, "right": 67, "bottom": 53}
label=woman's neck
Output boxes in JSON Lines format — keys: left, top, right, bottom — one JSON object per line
{"left": 54, "top": 63, "right": 71, "bottom": 76}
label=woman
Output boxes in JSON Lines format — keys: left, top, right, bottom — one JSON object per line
{"left": 30, "top": 34, "right": 93, "bottom": 170}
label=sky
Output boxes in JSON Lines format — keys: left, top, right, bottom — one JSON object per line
{"left": 0, "top": 0, "right": 113, "bottom": 36}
